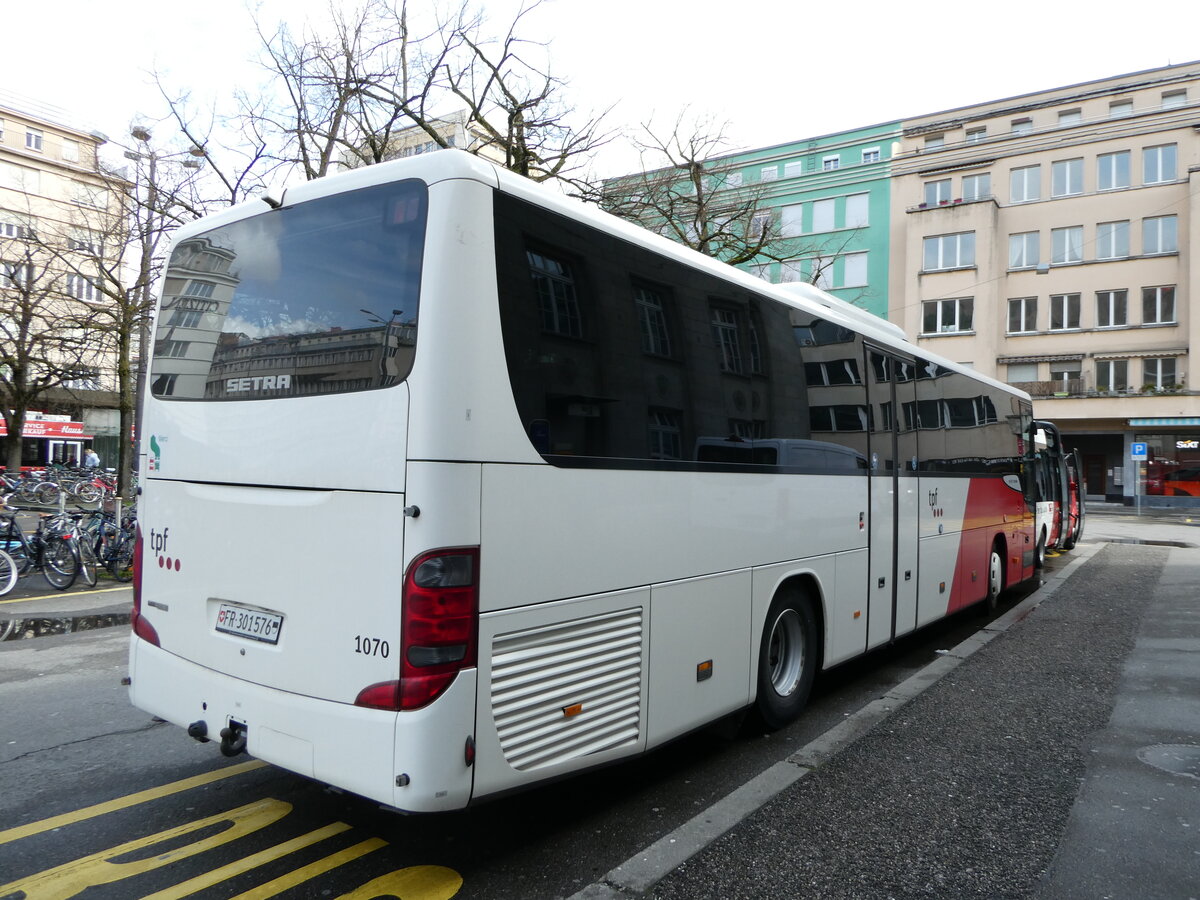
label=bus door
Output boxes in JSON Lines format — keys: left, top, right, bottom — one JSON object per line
{"left": 865, "top": 349, "right": 919, "bottom": 648}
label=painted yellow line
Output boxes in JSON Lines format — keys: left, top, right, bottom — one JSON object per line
{"left": 0, "top": 585, "right": 130, "bottom": 606}
{"left": 226, "top": 837, "right": 388, "bottom": 900}
{"left": 140, "top": 822, "right": 353, "bottom": 900}
{"left": 0, "top": 759, "right": 267, "bottom": 845}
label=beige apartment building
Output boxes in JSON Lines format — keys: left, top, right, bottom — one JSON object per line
{"left": 0, "top": 98, "right": 120, "bottom": 465}
{"left": 891, "top": 62, "right": 1200, "bottom": 505}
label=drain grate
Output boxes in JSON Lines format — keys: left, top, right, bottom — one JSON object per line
{"left": 1138, "top": 744, "right": 1200, "bottom": 780}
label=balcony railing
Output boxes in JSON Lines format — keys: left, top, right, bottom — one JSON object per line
{"left": 1011, "top": 378, "right": 1189, "bottom": 399}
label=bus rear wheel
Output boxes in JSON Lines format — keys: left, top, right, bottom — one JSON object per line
{"left": 753, "top": 588, "right": 818, "bottom": 731}
{"left": 985, "top": 544, "right": 1005, "bottom": 611}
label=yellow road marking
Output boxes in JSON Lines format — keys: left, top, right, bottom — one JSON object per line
{"left": 141, "top": 822, "right": 353, "bottom": 900}
{"left": 226, "top": 837, "right": 387, "bottom": 900}
{"left": 0, "top": 798, "right": 291, "bottom": 900}
{"left": 0, "top": 759, "right": 266, "bottom": 845}
{"left": 0, "top": 585, "right": 130, "bottom": 606}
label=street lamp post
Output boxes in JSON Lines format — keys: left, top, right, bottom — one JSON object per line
{"left": 118, "top": 127, "right": 205, "bottom": 497}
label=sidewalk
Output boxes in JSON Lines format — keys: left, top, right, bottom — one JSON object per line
{"left": 574, "top": 518, "right": 1200, "bottom": 899}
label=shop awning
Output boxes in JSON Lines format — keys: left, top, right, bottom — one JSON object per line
{"left": 1130, "top": 418, "right": 1200, "bottom": 426}
{"left": 0, "top": 420, "right": 93, "bottom": 439}
{"left": 1094, "top": 348, "right": 1187, "bottom": 360}
{"left": 997, "top": 354, "right": 1084, "bottom": 364}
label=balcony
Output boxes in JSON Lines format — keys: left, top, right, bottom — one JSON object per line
{"left": 1011, "top": 378, "right": 1189, "bottom": 399}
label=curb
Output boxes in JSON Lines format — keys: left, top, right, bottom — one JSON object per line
{"left": 569, "top": 543, "right": 1101, "bottom": 900}
{"left": 0, "top": 611, "right": 131, "bottom": 642}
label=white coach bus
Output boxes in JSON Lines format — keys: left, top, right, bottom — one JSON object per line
{"left": 129, "top": 151, "right": 1037, "bottom": 812}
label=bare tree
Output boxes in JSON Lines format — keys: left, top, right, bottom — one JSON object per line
{"left": 0, "top": 215, "right": 97, "bottom": 472}
{"left": 174, "top": 0, "right": 611, "bottom": 188}
{"left": 598, "top": 113, "right": 862, "bottom": 285}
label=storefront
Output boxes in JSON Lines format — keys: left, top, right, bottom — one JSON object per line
{"left": 0, "top": 412, "right": 94, "bottom": 468}
{"left": 1130, "top": 417, "right": 1200, "bottom": 506}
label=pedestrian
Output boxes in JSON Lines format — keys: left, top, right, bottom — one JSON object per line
{"left": 84, "top": 448, "right": 100, "bottom": 468}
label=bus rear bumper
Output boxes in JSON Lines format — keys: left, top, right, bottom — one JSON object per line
{"left": 128, "top": 636, "right": 476, "bottom": 812}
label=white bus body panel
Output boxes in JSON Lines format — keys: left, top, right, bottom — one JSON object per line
{"left": 129, "top": 639, "right": 477, "bottom": 811}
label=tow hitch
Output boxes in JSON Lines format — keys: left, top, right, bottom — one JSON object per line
{"left": 219, "top": 720, "right": 248, "bottom": 757}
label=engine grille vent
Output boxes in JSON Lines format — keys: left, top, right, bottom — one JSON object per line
{"left": 491, "top": 607, "right": 643, "bottom": 772}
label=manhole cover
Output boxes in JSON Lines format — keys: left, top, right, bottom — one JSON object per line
{"left": 1138, "top": 744, "right": 1200, "bottom": 779}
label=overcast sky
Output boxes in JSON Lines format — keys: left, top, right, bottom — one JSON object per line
{"left": 6, "top": 0, "right": 1200, "bottom": 177}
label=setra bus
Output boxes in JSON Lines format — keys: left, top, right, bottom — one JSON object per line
{"left": 129, "top": 151, "right": 1037, "bottom": 812}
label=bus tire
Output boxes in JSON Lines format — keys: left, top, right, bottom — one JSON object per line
{"left": 753, "top": 587, "right": 818, "bottom": 731}
{"left": 1034, "top": 531, "right": 1046, "bottom": 569}
{"left": 985, "top": 542, "right": 1005, "bottom": 611}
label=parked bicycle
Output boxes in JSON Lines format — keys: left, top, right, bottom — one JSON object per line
{"left": 0, "top": 506, "right": 81, "bottom": 589}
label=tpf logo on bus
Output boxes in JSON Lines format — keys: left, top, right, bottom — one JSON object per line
{"left": 928, "top": 488, "right": 944, "bottom": 518}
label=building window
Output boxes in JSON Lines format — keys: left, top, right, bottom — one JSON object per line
{"left": 64, "top": 367, "right": 102, "bottom": 391}
{"left": 1008, "top": 296, "right": 1038, "bottom": 333}
{"left": 822, "top": 154, "right": 840, "bottom": 171}
{"left": 1049, "top": 293, "right": 1081, "bottom": 331}
{"left": 845, "top": 193, "right": 869, "bottom": 227}
{"left": 1096, "top": 359, "right": 1128, "bottom": 392}
{"left": 1050, "top": 226, "right": 1083, "bottom": 264}
{"left": 751, "top": 211, "right": 771, "bottom": 237}
{"left": 168, "top": 309, "right": 203, "bottom": 328}
{"left": 1058, "top": 109, "right": 1082, "bottom": 126}
{"left": 1010, "top": 165, "right": 1040, "bottom": 202}
{"left": 1007, "top": 362, "right": 1038, "bottom": 384}
{"left": 760, "top": 166, "right": 778, "bottom": 182}
{"left": 1095, "top": 221, "right": 1129, "bottom": 260}
{"left": 647, "top": 410, "right": 682, "bottom": 460}
{"left": 0, "top": 118, "right": 4, "bottom": 141}
{"left": 157, "top": 340, "right": 190, "bottom": 358}
{"left": 1097, "top": 150, "right": 1130, "bottom": 191}
{"left": 527, "top": 250, "right": 582, "bottom": 337}
{"left": 1109, "top": 100, "right": 1134, "bottom": 118}
{"left": 1142, "top": 286, "right": 1176, "bottom": 324}
{"left": 711, "top": 307, "right": 743, "bottom": 374}
{"left": 1143, "top": 358, "right": 1177, "bottom": 389}
{"left": 1, "top": 261, "right": 33, "bottom": 289}
{"left": 811, "top": 198, "right": 835, "bottom": 232}
{"left": 923, "top": 232, "right": 975, "bottom": 271}
{"left": 1009, "top": 232, "right": 1039, "bottom": 269}
{"left": 924, "top": 135, "right": 944, "bottom": 149}
{"left": 861, "top": 148, "right": 880, "bottom": 164}
{"left": 924, "top": 179, "right": 951, "bottom": 206}
{"left": 1162, "top": 90, "right": 1187, "bottom": 109}
{"left": 1143, "top": 144, "right": 1177, "bottom": 184}
{"left": 1143, "top": 216, "right": 1178, "bottom": 255}
{"left": 840, "top": 252, "right": 867, "bottom": 288}
{"left": 69, "top": 229, "right": 100, "bottom": 254}
{"left": 965, "top": 126, "right": 987, "bottom": 143}
{"left": 922, "top": 297, "right": 974, "bottom": 334}
{"left": 1050, "top": 360, "right": 1082, "bottom": 390}
{"left": 635, "top": 284, "right": 672, "bottom": 357}
{"left": 780, "top": 203, "right": 802, "bottom": 237}
{"left": 962, "top": 173, "right": 990, "bottom": 201}
{"left": 1051, "top": 158, "right": 1083, "bottom": 197}
{"left": 66, "top": 273, "right": 101, "bottom": 302}
{"left": 62, "top": 139, "right": 80, "bottom": 163}
{"left": 1011, "top": 118, "right": 1033, "bottom": 135}
{"left": 0, "top": 217, "right": 34, "bottom": 240}
{"left": 1096, "top": 290, "right": 1128, "bottom": 327}
{"left": 783, "top": 161, "right": 803, "bottom": 178}
{"left": 25, "top": 128, "right": 43, "bottom": 152}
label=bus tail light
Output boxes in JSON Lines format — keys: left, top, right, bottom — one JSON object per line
{"left": 355, "top": 547, "right": 479, "bottom": 712}
{"left": 130, "top": 524, "right": 160, "bottom": 647}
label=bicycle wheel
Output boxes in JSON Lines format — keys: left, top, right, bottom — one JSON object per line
{"left": 0, "top": 548, "right": 17, "bottom": 596}
{"left": 42, "top": 537, "right": 79, "bottom": 590}
{"left": 74, "top": 482, "right": 103, "bottom": 504}
{"left": 77, "top": 534, "right": 99, "bottom": 587}
{"left": 35, "top": 484, "right": 60, "bottom": 506}
{"left": 108, "top": 533, "right": 135, "bottom": 582}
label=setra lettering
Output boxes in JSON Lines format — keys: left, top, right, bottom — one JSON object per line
{"left": 225, "top": 374, "right": 293, "bottom": 393}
